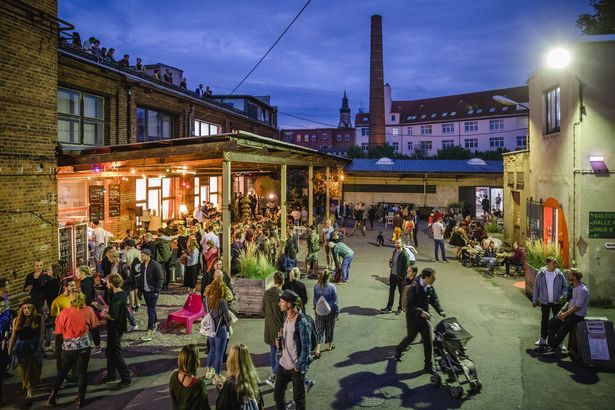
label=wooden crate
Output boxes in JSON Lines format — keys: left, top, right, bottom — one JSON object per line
{"left": 234, "top": 273, "right": 275, "bottom": 316}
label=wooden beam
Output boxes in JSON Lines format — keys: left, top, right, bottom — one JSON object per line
{"left": 281, "top": 163, "right": 287, "bottom": 244}
{"left": 222, "top": 160, "right": 232, "bottom": 275}
{"left": 325, "top": 166, "right": 330, "bottom": 221}
{"left": 308, "top": 164, "right": 314, "bottom": 226}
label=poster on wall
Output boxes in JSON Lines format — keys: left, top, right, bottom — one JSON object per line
{"left": 89, "top": 185, "right": 105, "bottom": 221}
{"left": 589, "top": 211, "right": 615, "bottom": 239}
{"left": 108, "top": 185, "right": 121, "bottom": 218}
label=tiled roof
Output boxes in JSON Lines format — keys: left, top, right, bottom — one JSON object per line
{"left": 355, "top": 86, "right": 528, "bottom": 125}
{"left": 345, "top": 159, "right": 503, "bottom": 174}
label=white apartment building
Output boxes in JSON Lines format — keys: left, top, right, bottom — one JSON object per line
{"left": 355, "top": 85, "right": 529, "bottom": 156}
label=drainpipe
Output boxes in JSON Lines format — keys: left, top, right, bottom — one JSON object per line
{"left": 423, "top": 173, "right": 428, "bottom": 207}
{"left": 571, "top": 79, "right": 585, "bottom": 266}
{"left": 126, "top": 85, "right": 132, "bottom": 143}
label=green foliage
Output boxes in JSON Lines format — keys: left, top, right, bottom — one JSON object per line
{"left": 347, "top": 145, "right": 366, "bottom": 158}
{"left": 525, "top": 240, "right": 563, "bottom": 270}
{"left": 478, "top": 148, "right": 508, "bottom": 160}
{"left": 576, "top": 0, "right": 615, "bottom": 35}
{"left": 238, "top": 242, "right": 277, "bottom": 280}
{"left": 485, "top": 220, "right": 503, "bottom": 234}
{"left": 437, "top": 146, "right": 471, "bottom": 159}
{"left": 367, "top": 144, "right": 396, "bottom": 158}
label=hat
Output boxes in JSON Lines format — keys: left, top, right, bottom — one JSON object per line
{"left": 280, "top": 289, "right": 299, "bottom": 305}
{"left": 141, "top": 249, "right": 152, "bottom": 257}
{"left": 125, "top": 239, "right": 136, "bottom": 247}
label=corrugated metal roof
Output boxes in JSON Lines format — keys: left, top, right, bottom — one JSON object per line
{"left": 345, "top": 159, "right": 503, "bottom": 174}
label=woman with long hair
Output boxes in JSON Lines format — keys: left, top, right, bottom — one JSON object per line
{"left": 216, "top": 344, "right": 264, "bottom": 409}
{"left": 47, "top": 291, "right": 99, "bottom": 407}
{"left": 313, "top": 269, "right": 339, "bottom": 358}
{"left": 168, "top": 344, "right": 210, "bottom": 410}
{"left": 203, "top": 278, "right": 231, "bottom": 385}
{"left": 42, "top": 262, "right": 62, "bottom": 348}
{"left": 183, "top": 237, "right": 201, "bottom": 293}
{"left": 204, "top": 239, "right": 219, "bottom": 275}
{"left": 8, "top": 299, "right": 44, "bottom": 406}
{"left": 76, "top": 266, "right": 101, "bottom": 353}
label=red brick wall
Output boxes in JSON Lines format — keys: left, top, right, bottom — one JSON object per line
{"left": 0, "top": 0, "right": 59, "bottom": 301}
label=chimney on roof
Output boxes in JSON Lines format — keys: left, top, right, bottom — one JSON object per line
{"left": 369, "top": 15, "right": 386, "bottom": 146}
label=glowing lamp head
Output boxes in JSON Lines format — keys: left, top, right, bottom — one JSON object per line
{"left": 547, "top": 48, "right": 571, "bottom": 69}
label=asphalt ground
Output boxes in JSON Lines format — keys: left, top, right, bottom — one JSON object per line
{"left": 3, "top": 222, "right": 614, "bottom": 409}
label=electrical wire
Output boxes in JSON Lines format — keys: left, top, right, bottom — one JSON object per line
{"left": 278, "top": 111, "right": 337, "bottom": 128}
{"left": 226, "top": 0, "right": 312, "bottom": 97}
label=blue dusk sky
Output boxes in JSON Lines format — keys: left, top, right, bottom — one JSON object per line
{"left": 59, "top": 0, "right": 591, "bottom": 129}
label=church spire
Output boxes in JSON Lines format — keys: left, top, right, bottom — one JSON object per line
{"left": 338, "top": 90, "right": 352, "bottom": 128}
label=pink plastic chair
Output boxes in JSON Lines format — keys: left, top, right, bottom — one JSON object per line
{"left": 166, "top": 293, "right": 205, "bottom": 334}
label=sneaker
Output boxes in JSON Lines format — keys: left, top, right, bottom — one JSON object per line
{"left": 304, "top": 379, "right": 315, "bottom": 393}
{"left": 265, "top": 375, "right": 276, "bottom": 389}
{"left": 112, "top": 379, "right": 131, "bottom": 390}
{"left": 560, "top": 344, "right": 568, "bottom": 354}
{"left": 91, "top": 346, "right": 103, "bottom": 355}
{"left": 141, "top": 330, "right": 153, "bottom": 341}
{"left": 99, "top": 376, "right": 119, "bottom": 385}
{"left": 380, "top": 307, "right": 392, "bottom": 313}
{"left": 153, "top": 323, "right": 159, "bottom": 333}
{"left": 205, "top": 368, "right": 215, "bottom": 379}
{"left": 395, "top": 309, "right": 402, "bottom": 315}
{"left": 213, "top": 374, "right": 226, "bottom": 386}
{"left": 540, "top": 347, "right": 557, "bottom": 356}
{"left": 535, "top": 337, "right": 546, "bottom": 346}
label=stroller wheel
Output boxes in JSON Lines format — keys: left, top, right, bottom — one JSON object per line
{"left": 429, "top": 373, "right": 442, "bottom": 387}
{"left": 450, "top": 385, "right": 464, "bottom": 399}
{"left": 470, "top": 380, "right": 482, "bottom": 392}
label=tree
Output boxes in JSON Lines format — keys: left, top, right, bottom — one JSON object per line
{"left": 411, "top": 145, "right": 429, "bottom": 159}
{"left": 347, "top": 145, "right": 366, "bottom": 158}
{"left": 577, "top": 0, "right": 615, "bottom": 35}
{"left": 367, "top": 144, "right": 396, "bottom": 158}
{"left": 477, "top": 148, "right": 508, "bottom": 160}
{"left": 436, "top": 146, "right": 471, "bottom": 159}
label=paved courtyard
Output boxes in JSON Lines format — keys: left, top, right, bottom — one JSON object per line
{"left": 4, "top": 223, "right": 615, "bottom": 409}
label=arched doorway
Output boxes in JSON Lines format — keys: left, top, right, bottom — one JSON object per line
{"left": 543, "top": 197, "right": 570, "bottom": 267}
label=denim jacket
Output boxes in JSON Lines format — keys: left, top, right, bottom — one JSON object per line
{"left": 313, "top": 283, "right": 339, "bottom": 314}
{"left": 532, "top": 267, "right": 567, "bottom": 305}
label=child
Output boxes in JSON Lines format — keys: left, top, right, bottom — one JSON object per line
{"left": 377, "top": 231, "right": 385, "bottom": 246}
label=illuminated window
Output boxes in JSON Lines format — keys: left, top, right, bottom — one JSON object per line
{"left": 545, "top": 86, "right": 560, "bottom": 133}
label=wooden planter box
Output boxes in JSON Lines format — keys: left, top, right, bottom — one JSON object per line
{"left": 234, "top": 272, "right": 275, "bottom": 316}
{"left": 525, "top": 264, "right": 538, "bottom": 298}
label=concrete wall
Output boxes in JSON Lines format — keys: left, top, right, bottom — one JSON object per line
{"left": 503, "top": 150, "right": 530, "bottom": 245}
{"left": 343, "top": 174, "right": 502, "bottom": 208}
{"left": 528, "top": 39, "right": 615, "bottom": 301}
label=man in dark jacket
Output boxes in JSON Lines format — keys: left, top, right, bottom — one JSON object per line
{"left": 381, "top": 240, "right": 412, "bottom": 314}
{"left": 394, "top": 268, "right": 446, "bottom": 373}
{"left": 101, "top": 273, "right": 131, "bottom": 389}
{"left": 137, "top": 249, "right": 164, "bottom": 341}
{"left": 262, "top": 271, "right": 284, "bottom": 388}
{"left": 154, "top": 230, "right": 172, "bottom": 290}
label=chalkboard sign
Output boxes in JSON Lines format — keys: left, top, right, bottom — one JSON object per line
{"left": 108, "top": 185, "right": 121, "bottom": 218}
{"left": 89, "top": 185, "right": 105, "bottom": 222}
{"left": 589, "top": 211, "right": 615, "bottom": 239}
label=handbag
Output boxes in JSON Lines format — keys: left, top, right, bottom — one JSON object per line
{"left": 315, "top": 295, "right": 331, "bottom": 316}
{"left": 229, "top": 310, "right": 239, "bottom": 324}
{"left": 200, "top": 312, "right": 221, "bottom": 337}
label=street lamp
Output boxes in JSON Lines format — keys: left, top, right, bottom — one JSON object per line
{"left": 492, "top": 95, "right": 529, "bottom": 110}
{"left": 547, "top": 47, "right": 571, "bottom": 69}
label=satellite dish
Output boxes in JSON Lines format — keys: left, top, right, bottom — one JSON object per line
{"left": 376, "top": 157, "right": 394, "bottom": 165}
{"left": 466, "top": 158, "right": 487, "bottom": 166}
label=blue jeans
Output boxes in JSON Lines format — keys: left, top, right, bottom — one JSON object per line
{"left": 143, "top": 291, "right": 159, "bottom": 330}
{"left": 207, "top": 326, "right": 228, "bottom": 375}
{"left": 341, "top": 255, "right": 353, "bottom": 281}
{"left": 434, "top": 239, "right": 447, "bottom": 261}
{"left": 483, "top": 257, "right": 496, "bottom": 273}
{"left": 269, "top": 344, "right": 280, "bottom": 374}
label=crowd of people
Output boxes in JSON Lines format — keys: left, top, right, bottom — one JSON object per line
{"left": 0, "top": 197, "right": 593, "bottom": 408}
{"left": 61, "top": 32, "right": 213, "bottom": 97}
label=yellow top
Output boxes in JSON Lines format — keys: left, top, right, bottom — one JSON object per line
{"left": 50, "top": 294, "right": 71, "bottom": 318}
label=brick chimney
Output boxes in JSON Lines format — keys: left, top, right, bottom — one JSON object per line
{"left": 369, "top": 15, "right": 385, "bottom": 146}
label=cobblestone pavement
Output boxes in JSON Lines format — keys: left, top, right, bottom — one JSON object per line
{"left": 3, "top": 223, "right": 614, "bottom": 409}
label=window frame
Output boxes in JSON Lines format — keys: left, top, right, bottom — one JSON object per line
{"left": 58, "top": 87, "right": 105, "bottom": 146}
{"left": 489, "top": 137, "right": 504, "bottom": 148}
{"left": 489, "top": 119, "right": 504, "bottom": 131}
{"left": 545, "top": 86, "right": 561, "bottom": 133}
{"left": 193, "top": 119, "right": 220, "bottom": 137}
{"left": 137, "top": 106, "right": 174, "bottom": 142}
{"left": 464, "top": 138, "right": 479, "bottom": 149}
{"left": 420, "top": 125, "right": 432, "bottom": 135}
{"left": 441, "top": 123, "right": 454, "bottom": 134}
{"left": 464, "top": 121, "right": 478, "bottom": 133}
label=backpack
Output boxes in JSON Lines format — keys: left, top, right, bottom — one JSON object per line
{"left": 199, "top": 312, "right": 220, "bottom": 337}
{"left": 295, "top": 312, "right": 318, "bottom": 352}
{"left": 315, "top": 295, "right": 331, "bottom": 316}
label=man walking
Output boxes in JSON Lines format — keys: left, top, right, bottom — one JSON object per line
{"left": 274, "top": 290, "right": 312, "bottom": 410}
{"left": 137, "top": 249, "right": 164, "bottom": 341}
{"left": 394, "top": 268, "right": 446, "bottom": 373}
{"left": 262, "top": 271, "right": 285, "bottom": 388}
{"left": 432, "top": 217, "right": 447, "bottom": 262}
{"left": 305, "top": 225, "right": 320, "bottom": 279}
{"left": 542, "top": 269, "right": 590, "bottom": 356}
{"left": 154, "top": 229, "right": 172, "bottom": 290}
{"left": 532, "top": 257, "right": 568, "bottom": 346}
{"left": 101, "top": 273, "right": 131, "bottom": 389}
{"left": 329, "top": 241, "right": 354, "bottom": 284}
{"left": 381, "top": 240, "right": 412, "bottom": 314}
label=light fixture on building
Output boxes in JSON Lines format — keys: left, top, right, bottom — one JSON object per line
{"left": 547, "top": 47, "right": 571, "bottom": 69}
{"left": 179, "top": 204, "right": 188, "bottom": 214}
{"left": 589, "top": 156, "right": 609, "bottom": 173}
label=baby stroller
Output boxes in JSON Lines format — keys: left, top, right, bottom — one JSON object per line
{"left": 459, "top": 247, "right": 483, "bottom": 268}
{"left": 429, "top": 317, "right": 482, "bottom": 398}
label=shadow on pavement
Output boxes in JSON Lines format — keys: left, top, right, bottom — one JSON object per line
{"left": 335, "top": 345, "right": 397, "bottom": 367}
{"left": 339, "top": 305, "right": 381, "bottom": 317}
{"left": 371, "top": 274, "right": 389, "bottom": 285}
{"left": 525, "top": 348, "right": 601, "bottom": 384}
{"left": 332, "top": 356, "right": 465, "bottom": 409}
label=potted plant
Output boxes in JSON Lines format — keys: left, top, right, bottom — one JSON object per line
{"left": 523, "top": 240, "right": 563, "bottom": 297}
{"left": 234, "top": 243, "right": 277, "bottom": 315}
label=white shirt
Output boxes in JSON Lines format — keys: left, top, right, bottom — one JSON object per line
{"left": 92, "top": 227, "right": 106, "bottom": 246}
{"left": 201, "top": 231, "right": 220, "bottom": 251}
{"left": 432, "top": 222, "right": 445, "bottom": 240}
{"left": 279, "top": 314, "right": 298, "bottom": 371}
{"left": 545, "top": 270, "right": 556, "bottom": 303}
